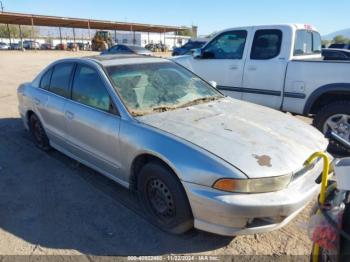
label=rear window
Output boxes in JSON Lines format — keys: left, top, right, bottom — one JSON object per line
{"left": 40, "top": 69, "right": 52, "bottom": 90}
{"left": 294, "top": 30, "right": 322, "bottom": 56}
{"left": 49, "top": 63, "right": 74, "bottom": 97}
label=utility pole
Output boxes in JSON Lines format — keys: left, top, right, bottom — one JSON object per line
{"left": 0, "top": 1, "right": 4, "bottom": 13}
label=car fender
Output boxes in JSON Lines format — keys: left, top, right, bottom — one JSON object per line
{"left": 118, "top": 120, "right": 248, "bottom": 188}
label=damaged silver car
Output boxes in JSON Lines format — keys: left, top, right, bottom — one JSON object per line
{"left": 17, "top": 54, "right": 329, "bottom": 236}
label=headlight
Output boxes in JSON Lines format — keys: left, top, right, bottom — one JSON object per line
{"left": 212, "top": 175, "right": 291, "bottom": 193}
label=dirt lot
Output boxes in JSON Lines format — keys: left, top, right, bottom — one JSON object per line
{"left": 0, "top": 51, "right": 316, "bottom": 259}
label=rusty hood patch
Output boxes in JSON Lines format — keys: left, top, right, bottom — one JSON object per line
{"left": 253, "top": 154, "right": 272, "bottom": 167}
{"left": 137, "top": 97, "right": 328, "bottom": 178}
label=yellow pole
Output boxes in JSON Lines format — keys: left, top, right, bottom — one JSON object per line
{"left": 304, "top": 152, "right": 330, "bottom": 262}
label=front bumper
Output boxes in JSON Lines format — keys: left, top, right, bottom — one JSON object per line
{"left": 183, "top": 160, "right": 324, "bottom": 236}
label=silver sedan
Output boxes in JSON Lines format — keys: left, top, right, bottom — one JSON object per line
{"left": 17, "top": 54, "right": 328, "bottom": 236}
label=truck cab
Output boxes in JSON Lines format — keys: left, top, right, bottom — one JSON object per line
{"left": 174, "top": 24, "right": 321, "bottom": 109}
{"left": 173, "top": 24, "right": 350, "bottom": 153}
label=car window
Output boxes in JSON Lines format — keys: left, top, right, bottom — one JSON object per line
{"left": 202, "top": 30, "right": 247, "bottom": 59}
{"left": 250, "top": 29, "right": 282, "bottom": 60}
{"left": 40, "top": 68, "right": 52, "bottom": 90}
{"left": 72, "top": 65, "right": 111, "bottom": 112}
{"left": 324, "top": 51, "right": 346, "bottom": 60}
{"left": 294, "top": 30, "right": 322, "bottom": 56}
{"left": 49, "top": 63, "right": 74, "bottom": 97}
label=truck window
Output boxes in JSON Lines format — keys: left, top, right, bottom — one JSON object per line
{"left": 250, "top": 29, "right": 282, "bottom": 60}
{"left": 202, "top": 30, "right": 247, "bottom": 59}
{"left": 294, "top": 30, "right": 322, "bottom": 56}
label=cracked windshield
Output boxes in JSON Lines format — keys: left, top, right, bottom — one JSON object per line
{"left": 106, "top": 62, "right": 222, "bottom": 116}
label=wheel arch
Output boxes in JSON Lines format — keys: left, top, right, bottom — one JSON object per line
{"left": 303, "top": 83, "right": 350, "bottom": 115}
{"left": 129, "top": 152, "right": 182, "bottom": 192}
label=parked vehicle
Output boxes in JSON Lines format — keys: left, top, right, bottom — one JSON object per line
{"left": 40, "top": 43, "right": 52, "bottom": 50}
{"left": 22, "top": 40, "right": 40, "bottom": 49}
{"left": 55, "top": 43, "right": 67, "bottom": 50}
{"left": 9, "top": 43, "right": 21, "bottom": 50}
{"left": 145, "top": 43, "right": 167, "bottom": 52}
{"left": 0, "top": 42, "right": 9, "bottom": 50}
{"left": 18, "top": 54, "right": 329, "bottom": 236}
{"left": 172, "top": 40, "right": 207, "bottom": 56}
{"left": 101, "top": 44, "right": 153, "bottom": 55}
{"left": 173, "top": 24, "right": 350, "bottom": 153}
{"left": 92, "top": 30, "right": 113, "bottom": 51}
{"left": 322, "top": 48, "right": 350, "bottom": 61}
{"left": 328, "top": 43, "right": 350, "bottom": 50}
{"left": 77, "top": 42, "right": 89, "bottom": 51}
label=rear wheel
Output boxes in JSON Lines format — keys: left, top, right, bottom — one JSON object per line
{"left": 137, "top": 162, "right": 193, "bottom": 234}
{"left": 29, "top": 114, "right": 51, "bottom": 151}
{"left": 313, "top": 101, "right": 350, "bottom": 155}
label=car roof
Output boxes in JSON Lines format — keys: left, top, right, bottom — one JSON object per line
{"left": 84, "top": 54, "right": 169, "bottom": 67}
{"left": 323, "top": 48, "right": 350, "bottom": 53}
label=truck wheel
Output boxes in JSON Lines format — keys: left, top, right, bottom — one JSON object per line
{"left": 313, "top": 101, "right": 350, "bottom": 155}
{"left": 137, "top": 162, "right": 193, "bottom": 234}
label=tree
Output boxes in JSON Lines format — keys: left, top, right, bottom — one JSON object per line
{"left": 321, "top": 39, "right": 331, "bottom": 47}
{"left": 333, "top": 35, "right": 349, "bottom": 44}
{"left": 0, "top": 24, "right": 38, "bottom": 39}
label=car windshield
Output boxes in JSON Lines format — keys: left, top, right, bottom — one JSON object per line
{"left": 106, "top": 62, "right": 223, "bottom": 116}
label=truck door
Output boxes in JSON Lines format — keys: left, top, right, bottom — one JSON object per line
{"left": 188, "top": 29, "right": 250, "bottom": 99}
{"left": 242, "top": 29, "right": 288, "bottom": 109}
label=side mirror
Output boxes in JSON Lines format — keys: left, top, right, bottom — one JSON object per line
{"left": 192, "top": 48, "right": 202, "bottom": 59}
{"left": 209, "top": 81, "right": 217, "bottom": 88}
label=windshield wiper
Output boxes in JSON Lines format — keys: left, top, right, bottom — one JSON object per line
{"left": 152, "top": 105, "right": 178, "bottom": 113}
{"left": 152, "top": 96, "right": 222, "bottom": 113}
{"left": 178, "top": 96, "right": 222, "bottom": 108}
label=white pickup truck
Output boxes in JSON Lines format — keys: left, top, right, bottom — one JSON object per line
{"left": 173, "top": 24, "right": 350, "bottom": 152}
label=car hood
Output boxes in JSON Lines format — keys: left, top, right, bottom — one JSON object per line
{"left": 137, "top": 97, "right": 328, "bottom": 178}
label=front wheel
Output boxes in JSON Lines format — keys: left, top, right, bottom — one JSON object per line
{"left": 313, "top": 101, "right": 350, "bottom": 155}
{"left": 137, "top": 162, "right": 193, "bottom": 234}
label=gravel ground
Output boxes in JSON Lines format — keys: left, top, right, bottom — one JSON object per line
{"left": 0, "top": 51, "right": 317, "bottom": 259}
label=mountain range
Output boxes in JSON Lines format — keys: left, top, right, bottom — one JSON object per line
{"left": 323, "top": 28, "right": 350, "bottom": 40}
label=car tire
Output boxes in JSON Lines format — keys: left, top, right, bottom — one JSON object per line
{"left": 313, "top": 101, "right": 350, "bottom": 155}
{"left": 29, "top": 114, "right": 51, "bottom": 151}
{"left": 137, "top": 161, "right": 193, "bottom": 234}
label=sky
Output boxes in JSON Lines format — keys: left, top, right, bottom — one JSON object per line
{"left": 1, "top": 0, "right": 349, "bottom": 36}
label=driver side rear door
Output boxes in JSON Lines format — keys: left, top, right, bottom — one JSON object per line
{"left": 188, "top": 29, "right": 251, "bottom": 99}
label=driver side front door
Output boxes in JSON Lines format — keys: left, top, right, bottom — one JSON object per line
{"left": 188, "top": 29, "right": 250, "bottom": 99}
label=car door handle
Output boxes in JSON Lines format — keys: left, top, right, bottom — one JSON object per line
{"left": 65, "top": 111, "right": 74, "bottom": 120}
{"left": 229, "top": 65, "right": 239, "bottom": 70}
{"left": 247, "top": 66, "right": 257, "bottom": 71}
{"left": 34, "top": 98, "right": 41, "bottom": 105}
